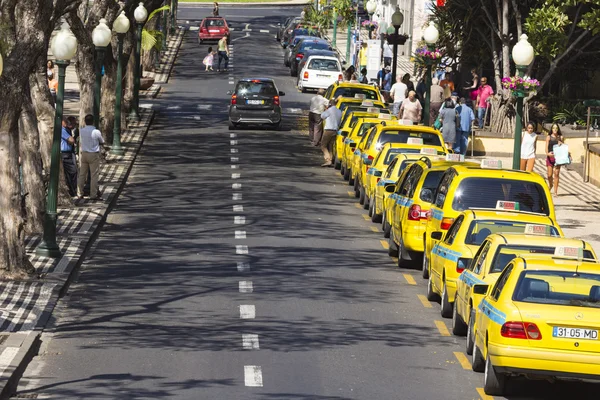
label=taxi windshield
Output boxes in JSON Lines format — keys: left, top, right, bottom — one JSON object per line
{"left": 383, "top": 149, "right": 406, "bottom": 164}
{"left": 334, "top": 88, "right": 379, "bottom": 100}
{"left": 356, "top": 122, "right": 378, "bottom": 137}
{"left": 378, "top": 131, "right": 442, "bottom": 147}
{"left": 491, "top": 245, "right": 595, "bottom": 273}
{"left": 465, "top": 221, "right": 560, "bottom": 245}
{"left": 513, "top": 271, "right": 600, "bottom": 308}
{"left": 452, "top": 178, "right": 550, "bottom": 215}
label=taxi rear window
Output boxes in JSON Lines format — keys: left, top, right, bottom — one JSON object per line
{"left": 420, "top": 171, "right": 445, "bottom": 202}
{"left": 357, "top": 122, "right": 377, "bottom": 136}
{"left": 340, "top": 104, "right": 387, "bottom": 113}
{"left": 513, "top": 271, "right": 600, "bottom": 307}
{"left": 334, "top": 88, "right": 379, "bottom": 100}
{"left": 452, "top": 178, "right": 550, "bottom": 215}
{"left": 379, "top": 131, "right": 442, "bottom": 147}
{"left": 491, "top": 245, "right": 595, "bottom": 273}
{"left": 465, "top": 221, "right": 560, "bottom": 246}
{"left": 383, "top": 149, "right": 405, "bottom": 164}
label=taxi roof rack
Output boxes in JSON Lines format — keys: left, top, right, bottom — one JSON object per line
{"left": 467, "top": 207, "right": 547, "bottom": 216}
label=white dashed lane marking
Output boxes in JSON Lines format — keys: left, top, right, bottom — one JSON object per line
{"left": 231, "top": 156, "right": 239, "bottom": 162}
{"left": 230, "top": 133, "right": 237, "bottom": 138}
{"left": 236, "top": 245, "right": 249, "bottom": 254}
{"left": 239, "top": 281, "right": 253, "bottom": 293}
{"left": 237, "top": 262, "right": 250, "bottom": 272}
{"left": 231, "top": 140, "right": 238, "bottom": 145}
{"left": 234, "top": 216, "right": 246, "bottom": 224}
{"left": 233, "top": 205, "right": 243, "bottom": 212}
{"left": 242, "top": 334, "right": 259, "bottom": 350}
{"left": 235, "top": 230, "right": 247, "bottom": 239}
{"left": 244, "top": 365, "right": 263, "bottom": 387}
{"left": 231, "top": 148, "right": 238, "bottom": 153}
{"left": 233, "top": 193, "right": 242, "bottom": 200}
{"left": 232, "top": 173, "right": 241, "bottom": 179}
{"left": 239, "top": 305, "right": 255, "bottom": 319}
{"left": 232, "top": 183, "right": 242, "bottom": 189}
{"left": 231, "top": 165, "right": 239, "bottom": 169}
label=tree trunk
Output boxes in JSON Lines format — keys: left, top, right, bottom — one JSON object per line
{"left": 101, "top": 43, "right": 117, "bottom": 144}
{"left": 501, "top": 0, "right": 510, "bottom": 78}
{"left": 30, "top": 61, "right": 56, "bottom": 170}
{"left": 19, "top": 93, "right": 46, "bottom": 235}
{"left": 124, "top": 41, "right": 136, "bottom": 119}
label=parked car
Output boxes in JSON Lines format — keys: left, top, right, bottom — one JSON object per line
{"left": 198, "top": 16, "right": 230, "bottom": 43}
{"left": 289, "top": 38, "right": 333, "bottom": 77}
{"left": 228, "top": 78, "right": 285, "bottom": 130}
{"left": 295, "top": 49, "right": 339, "bottom": 85}
{"left": 284, "top": 35, "right": 320, "bottom": 67}
{"left": 297, "top": 55, "right": 343, "bottom": 93}
{"left": 281, "top": 21, "right": 316, "bottom": 47}
{"left": 276, "top": 17, "right": 296, "bottom": 42}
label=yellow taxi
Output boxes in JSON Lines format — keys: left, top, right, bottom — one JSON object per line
{"left": 471, "top": 254, "right": 600, "bottom": 396}
{"left": 453, "top": 233, "right": 596, "bottom": 356}
{"left": 351, "top": 122, "right": 447, "bottom": 202}
{"left": 324, "top": 81, "right": 382, "bottom": 102}
{"left": 423, "top": 159, "right": 556, "bottom": 281}
{"left": 371, "top": 152, "right": 437, "bottom": 223}
{"left": 336, "top": 97, "right": 387, "bottom": 115}
{"left": 386, "top": 156, "right": 475, "bottom": 266}
{"left": 427, "top": 206, "right": 566, "bottom": 319}
{"left": 334, "top": 108, "right": 392, "bottom": 170}
{"left": 341, "top": 117, "right": 386, "bottom": 184}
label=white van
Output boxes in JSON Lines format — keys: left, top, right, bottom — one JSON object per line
{"left": 297, "top": 55, "right": 343, "bottom": 93}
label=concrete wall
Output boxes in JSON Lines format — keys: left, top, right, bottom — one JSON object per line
{"left": 588, "top": 145, "right": 600, "bottom": 187}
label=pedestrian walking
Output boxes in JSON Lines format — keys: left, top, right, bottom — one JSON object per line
{"left": 212, "top": 2, "right": 219, "bottom": 16}
{"left": 383, "top": 40, "right": 393, "bottom": 66}
{"left": 429, "top": 77, "right": 444, "bottom": 125}
{"left": 463, "top": 68, "right": 480, "bottom": 104}
{"left": 359, "top": 67, "right": 368, "bottom": 84}
{"left": 455, "top": 97, "right": 475, "bottom": 155}
{"left": 402, "top": 73, "right": 415, "bottom": 94}
{"left": 359, "top": 42, "right": 368, "bottom": 72}
{"left": 203, "top": 47, "right": 216, "bottom": 71}
{"left": 217, "top": 36, "right": 229, "bottom": 72}
{"left": 48, "top": 72, "right": 58, "bottom": 104}
{"left": 439, "top": 98, "right": 458, "bottom": 149}
{"left": 399, "top": 91, "right": 422, "bottom": 125}
{"left": 344, "top": 65, "right": 358, "bottom": 82}
{"left": 475, "top": 76, "right": 494, "bottom": 128}
{"left": 546, "top": 123, "right": 566, "bottom": 195}
{"left": 47, "top": 60, "right": 55, "bottom": 77}
{"left": 320, "top": 98, "right": 342, "bottom": 167}
{"left": 382, "top": 65, "right": 392, "bottom": 102}
{"left": 520, "top": 122, "right": 538, "bottom": 172}
{"left": 440, "top": 72, "right": 455, "bottom": 93}
{"left": 60, "top": 117, "right": 78, "bottom": 197}
{"left": 77, "top": 114, "right": 104, "bottom": 200}
{"left": 309, "top": 88, "right": 328, "bottom": 146}
{"left": 389, "top": 76, "right": 408, "bottom": 117}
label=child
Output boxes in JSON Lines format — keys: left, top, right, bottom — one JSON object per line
{"left": 203, "top": 47, "right": 215, "bottom": 71}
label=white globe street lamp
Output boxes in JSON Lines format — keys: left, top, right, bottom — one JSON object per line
{"left": 129, "top": 2, "right": 148, "bottom": 123}
{"left": 92, "top": 18, "right": 112, "bottom": 47}
{"left": 134, "top": 2, "right": 148, "bottom": 23}
{"left": 512, "top": 34, "right": 535, "bottom": 70}
{"left": 37, "top": 23, "right": 78, "bottom": 258}
{"left": 422, "top": 21, "right": 439, "bottom": 127}
{"left": 92, "top": 18, "right": 112, "bottom": 126}
{"left": 423, "top": 22, "right": 439, "bottom": 45}
{"left": 366, "top": 0, "right": 377, "bottom": 15}
{"left": 112, "top": 11, "right": 131, "bottom": 156}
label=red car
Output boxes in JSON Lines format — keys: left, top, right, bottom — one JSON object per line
{"left": 198, "top": 17, "right": 230, "bottom": 43}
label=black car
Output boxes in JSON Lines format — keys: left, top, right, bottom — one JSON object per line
{"left": 289, "top": 38, "right": 333, "bottom": 77}
{"left": 228, "top": 78, "right": 285, "bottom": 130}
{"left": 281, "top": 20, "right": 312, "bottom": 47}
{"left": 284, "top": 35, "right": 319, "bottom": 66}
{"left": 276, "top": 17, "right": 296, "bottom": 41}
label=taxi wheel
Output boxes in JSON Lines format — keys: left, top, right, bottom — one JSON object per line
{"left": 340, "top": 163, "right": 346, "bottom": 177}
{"left": 452, "top": 302, "right": 467, "bottom": 336}
{"left": 484, "top": 352, "right": 507, "bottom": 396}
{"left": 441, "top": 281, "right": 453, "bottom": 318}
{"left": 466, "top": 307, "right": 476, "bottom": 354}
{"left": 362, "top": 190, "right": 369, "bottom": 210}
{"left": 371, "top": 198, "right": 382, "bottom": 223}
{"left": 359, "top": 186, "right": 366, "bottom": 205}
{"left": 353, "top": 179, "right": 360, "bottom": 198}
{"left": 388, "top": 233, "right": 399, "bottom": 257}
{"left": 426, "top": 274, "right": 440, "bottom": 302}
{"left": 422, "top": 253, "right": 429, "bottom": 279}
{"left": 334, "top": 157, "right": 341, "bottom": 170}
{"left": 347, "top": 171, "right": 354, "bottom": 184}
{"left": 383, "top": 216, "right": 391, "bottom": 238}
{"left": 368, "top": 197, "right": 374, "bottom": 217}
{"left": 472, "top": 342, "right": 485, "bottom": 372}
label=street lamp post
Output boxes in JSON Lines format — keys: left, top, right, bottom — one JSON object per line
{"left": 170, "top": 0, "right": 177, "bottom": 35}
{"left": 92, "top": 18, "right": 112, "bottom": 128}
{"left": 390, "top": 7, "right": 404, "bottom": 84}
{"left": 422, "top": 21, "right": 439, "bottom": 127}
{"left": 379, "top": 21, "right": 388, "bottom": 64}
{"left": 511, "top": 34, "right": 535, "bottom": 169}
{"left": 128, "top": 2, "right": 148, "bottom": 123}
{"left": 366, "top": 0, "right": 376, "bottom": 39}
{"left": 162, "top": 7, "right": 168, "bottom": 49}
{"left": 111, "top": 11, "right": 130, "bottom": 156}
{"left": 332, "top": 7, "right": 338, "bottom": 48}
{"left": 36, "top": 24, "right": 77, "bottom": 258}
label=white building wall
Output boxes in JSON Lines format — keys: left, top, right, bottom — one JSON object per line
{"left": 373, "top": 0, "right": 432, "bottom": 56}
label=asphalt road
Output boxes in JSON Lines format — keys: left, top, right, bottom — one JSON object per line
{"left": 12, "top": 6, "right": 599, "bottom": 400}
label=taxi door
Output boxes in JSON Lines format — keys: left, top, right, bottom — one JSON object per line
{"left": 354, "top": 128, "right": 379, "bottom": 189}
{"left": 425, "top": 169, "right": 458, "bottom": 261}
{"left": 391, "top": 164, "right": 423, "bottom": 243}
{"left": 385, "top": 163, "right": 413, "bottom": 233}
{"left": 456, "top": 239, "right": 492, "bottom": 324}
{"left": 430, "top": 216, "right": 465, "bottom": 295}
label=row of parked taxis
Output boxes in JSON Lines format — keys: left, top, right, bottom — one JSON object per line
{"left": 321, "top": 80, "right": 600, "bottom": 396}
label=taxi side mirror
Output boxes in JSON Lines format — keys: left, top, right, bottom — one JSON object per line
{"left": 349, "top": 143, "right": 357, "bottom": 149}
{"left": 431, "top": 231, "right": 443, "bottom": 240}
{"left": 385, "top": 183, "right": 396, "bottom": 193}
{"left": 340, "top": 130, "right": 349, "bottom": 137}
{"left": 473, "top": 284, "right": 489, "bottom": 295}
{"left": 364, "top": 158, "right": 373, "bottom": 165}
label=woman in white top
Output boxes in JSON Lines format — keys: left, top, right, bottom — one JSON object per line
{"left": 520, "top": 122, "right": 537, "bottom": 172}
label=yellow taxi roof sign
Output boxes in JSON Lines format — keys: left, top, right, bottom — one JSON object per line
{"left": 355, "top": 94, "right": 366, "bottom": 99}
{"left": 496, "top": 200, "right": 520, "bottom": 211}
{"left": 445, "top": 154, "right": 464, "bottom": 162}
{"left": 378, "top": 113, "right": 392, "bottom": 120}
{"left": 524, "top": 224, "right": 552, "bottom": 236}
{"left": 407, "top": 137, "right": 424, "bottom": 145}
{"left": 366, "top": 107, "right": 379, "bottom": 113}
{"left": 481, "top": 159, "right": 503, "bottom": 169}
{"left": 420, "top": 147, "right": 438, "bottom": 155}
{"left": 361, "top": 100, "right": 374, "bottom": 106}
{"left": 554, "top": 246, "right": 584, "bottom": 259}
{"left": 399, "top": 119, "right": 414, "bottom": 125}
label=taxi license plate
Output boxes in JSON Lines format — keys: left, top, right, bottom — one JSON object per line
{"left": 317, "top": 74, "right": 329, "bottom": 78}
{"left": 209, "top": 30, "right": 220, "bottom": 33}
{"left": 247, "top": 100, "right": 264, "bottom": 105}
{"left": 553, "top": 326, "right": 599, "bottom": 340}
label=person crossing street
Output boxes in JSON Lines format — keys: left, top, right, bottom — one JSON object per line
{"left": 320, "top": 98, "right": 342, "bottom": 167}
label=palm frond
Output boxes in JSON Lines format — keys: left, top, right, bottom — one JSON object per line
{"left": 146, "top": 5, "right": 170, "bottom": 24}
{"left": 141, "top": 29, "right": 159, "bottom": 52}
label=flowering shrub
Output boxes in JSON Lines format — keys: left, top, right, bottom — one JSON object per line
{"left": 414, "top": 46, "right": 442, "bottom": 60}
{"left": 501, "top": 76, "right": 540, "bottom": 93}
{"left": 361, "top": 20, "right": 378, "bottom": 28}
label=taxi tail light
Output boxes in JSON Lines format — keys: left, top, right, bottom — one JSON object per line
{"left": 231, "top": 94, "right": 237, "bottom": 105}
{"left": 456, "top": 258, "right": 471, "bottom": 274}
{"left": 376, "top": 177, "right": 381, "bottom": 183}
{"left": 338, "top": 74, "right": 343, "bottom": 81}
{"left": 200, "top": 26, "right": 208, "bottom": 33}
{"left": 408, "top": 204, "right": 422, "bottom": 221}
{"left": 441, "top": 217, "right": 455, "bottom": 230}
{"left": 365, "top": 155, "right": 374, "bottom": 174}
{"left": 304, "top": 71, "right": 309, "bottom": 79}
{"left": 501, "top": 322, "right": 542, "bottom": 340}
{"left": 296, "top": 53, "right": 304, "bottom": 59}
{"left": 273, "top": 96, "right": 280, "bottom": 106}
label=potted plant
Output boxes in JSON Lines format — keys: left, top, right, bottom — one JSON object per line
{"left": 361, "top": 20, "right": 378, "bottom": 39}
{"left": 501, "top": 76, "right": 540, "bottom": 97}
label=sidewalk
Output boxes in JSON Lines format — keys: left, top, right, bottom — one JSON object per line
{"left": 0, "top": 28, "right": 185, "bottom": 400}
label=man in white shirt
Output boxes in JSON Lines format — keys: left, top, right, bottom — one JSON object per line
{"left": 389, "top": 76, "right": 408, "bottom": 117}
{"left": 77, "top": 114, "right": 105, "bottom": 200}
{"left": 320, "top": 98, "right": 342, "bottom": 167}
{"left": 309, "top": 89, "right": 328, "bottom": 146}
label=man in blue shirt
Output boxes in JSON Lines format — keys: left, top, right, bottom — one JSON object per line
{"left": 61, "top": 117, "right": 78, "bottom": 197}
{"left": 455, "top": 97, "right": 475, "bottom": 155}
